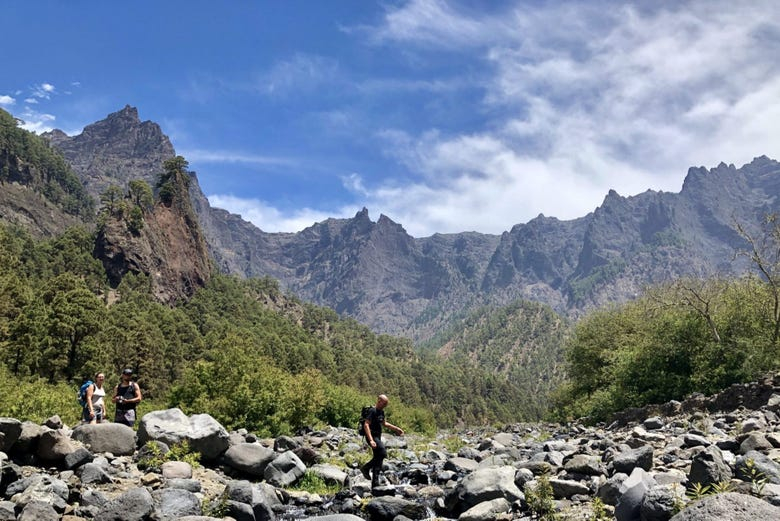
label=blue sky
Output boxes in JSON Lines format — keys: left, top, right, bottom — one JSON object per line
{"left": 3, "top": 1, "right": 780, "bottom": 237}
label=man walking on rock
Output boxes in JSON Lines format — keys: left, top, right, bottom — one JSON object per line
{"left": 360, "top": 394, "right": 404, "bottom": 489}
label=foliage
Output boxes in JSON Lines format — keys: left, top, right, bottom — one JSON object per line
{"left": 137, "top": 440, "right": 201, "bottom": 470}
{"left": 589, "top": 497, "right": 609, "bottom": 521}
{"left": 741, "top": 458, "right": 767, "bottom": 496}
{"left": 0, "top": 108, "right": 94, "bottom": 218}
{"left": 553, "top": 274, "right": 780, "bottom": 422}
{"left": 290, "top": 470, "right": 342, "bottom": 495}
{"left": 524, "top": 471, "right": 558, "bottom": 520}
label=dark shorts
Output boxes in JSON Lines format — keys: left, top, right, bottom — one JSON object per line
{"left": 82, "top": 404, "right": 103, "bottom": 422}
{"left": 114, "top": 408, "right": 136, "bottom": 426}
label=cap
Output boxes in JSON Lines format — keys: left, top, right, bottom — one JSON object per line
{"left": 122, "top": 368, "right": 133, "bottom": 375}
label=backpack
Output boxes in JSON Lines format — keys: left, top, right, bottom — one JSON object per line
{"left": 357, "top": 405, "right": 373, "bottom": 437}
{"left": 77, "top": 380, "right": 93, "bottom": 407}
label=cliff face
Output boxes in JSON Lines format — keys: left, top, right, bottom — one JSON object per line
{"left": 37, "top": 107, "right": 780, "bottom": 341}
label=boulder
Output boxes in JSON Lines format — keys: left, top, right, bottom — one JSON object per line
{"left": 444, "top": 456, "right": 479, "bottom": 473}
{"left": 161, "top": 460, "right": 193, "bottom": 479}
{"left": 17, "top": 500, "right": 58, "bottom": 521}
{"left": 152, "top": 488, "right": 201, "bottom": 519}
{"left": 688, "top": 445, "right": 732, "bottom": 487}
{"left": 137, "top": 409, "right": 228, "bottom": 461}
{"left": 365, "top": 496, "right": 427, "bottom": 521}
{"left": 71, "top": 423, "right": 136, "bottom": 455}
{"left": 550, "top": 478, "right": 590, "bottom": 499}
{"left": 564, "top": 454, "right": 604, "bottom": 476}
{"left": 264, "top": 451, "right": 306, "bottom": 487}
{"left": 96, "top": 487, "right": 155, "bottom": 521}
{"left": 63, "top": 447, "right": 94, "bottom": 470}
{"left": 5, "top": 474, "right": 68, "bottom": 513}
{"left": 640, "top": 485, "right": 680, "bottom": 521}
{"left": 670, "top": 492, "right": 780, "bottom": 520}
{"left": 223, "top": 443, "right": 276, "bottom": 477}
{"left": 615, "top": 467, "right": 656, "bottom": 521}
{"left": 458, "top": 497, "right": 511, "bottom": 521}
{"left": 0, "top": 418, "right": 22, "bottom": 452}
{"left": 0, "top": 501, "right": 14, "bottom": 521}
{"left": 310, "top": 464, "right": 348, "bottom": 486}
{"left": 11, "top": 422, "right": 43, "bottom": 453}
{"left": 36, "top": 430, "right": 76, "bottom": 461}
{"left": 444, "top": 465, "right": 524, "bottom": 515}
{"left": 736, "top": 451, "right": 780, "bottom": 485}
{"left": 77, "top": 462, "right": 113, "bottom": 485}
{"left": 613, "top": 445, "right": 654, "bottom": 474}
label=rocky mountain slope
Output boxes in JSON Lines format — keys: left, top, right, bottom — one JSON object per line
{"left": 36, "top": 107, "right": 780, "bottom": 341}
{"left": 1, "top": 375, "right": 780, "bottom": 520}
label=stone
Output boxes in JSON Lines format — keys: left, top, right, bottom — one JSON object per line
{"left": 36, "top": 430, "right": 76, "bottom": 461}
{"left": 6, "top": 474, "right": 69, "bottom": 512}
{"left": 670, "top": 492, "right": 780, "bottom": 520}
{"left": 310, "top": 463, "right": 348, "bottom": 486}
{"left": 736, "top": 451, "right": 780, "bottom": 485}
{"left": 152, "top": 488, "right": 201, "bottom": 519}
{"left": 71, "top": 423, "right": 136, "bottom": 455}
{"left": 550, "top": 478, "right": 590, "bottom": 499}
{"left": 739, "top": 433, "right": 773, "bottom": 454}
{"left": 640, "top": 485, "right": 680, "bottom": 521}
{"left": 64, "top": 447, "right": 94, "bottom": 470}
{"left": 137, "top": 409, "right": 229, "bottom": 461}
{"left": 96, "top": 487, "right": 155, "bottom": 521}
{"left": 444, "top": 465, "right": 524, "bottom": 516}
{"left": 17, "top": 500, "right": 58, "bottom": 521}
{"left": 0, "top": 501, "right": 14, "bottom": 521}
{"left": 598, "top": 473, "right": 628, "bottom": 506}
{"left": 688, "top": 445, "right": 732, "bottom": 487}
{"left": 223, "top": 443, "right": 276, "bottom": 477}
{"left": 161, "top": 460, "right": 193, "bottom": 479}
{"left": 444, "top": 456, "right": 480, "bottom": 473}
{"left": 273, "top": 435, "right": 301, "bottom": 451}
{"left": 615, "top": 467, "right": 656, "bottom": 521}
{"left": 165, "top": 478, "right": 202, "bottom": 492}
{"left": 264, "top": 451, "right": 306, "bottom": 487}
{"left": 458, "top": 497, "right": 511, "bottom": 521}
{"left": 564, "top": 454, "right": 604, "bottom": 476}
{"left": 0, "top": 418, "right": 23, "bottom": 451}
{"left": 365, "top": 496, "right": 427, "bottom": 521}
{"left": 613, "top": 445, "right": 654, "bottom": 474}
{"left": 12, "top": 422, "right": 43, "bottom": 453}
{"left": 78, "top": 462, "right": 113, "bottom": 485}
{"left": 644, "top": 417, "right": 665, "bottom": 430}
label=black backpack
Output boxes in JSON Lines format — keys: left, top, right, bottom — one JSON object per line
{"left": 357, "top": 405, "right": 373, "bottom": 436}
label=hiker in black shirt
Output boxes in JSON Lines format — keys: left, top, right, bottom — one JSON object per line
{"left": 360, "top": 394, "right": 404, "bottom": 489}
{"left": 113, "top": 368, "right": 142, "bottom": 427}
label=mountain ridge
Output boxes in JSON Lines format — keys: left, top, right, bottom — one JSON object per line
{"left": 28, "top": 106, "right": 780, "bottom": 341}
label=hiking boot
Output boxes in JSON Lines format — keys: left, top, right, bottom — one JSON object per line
{"left": 360, "top": 463, "right": 371, "bottom": 480}
{"left": 371, "top": 475, "right": 380, "bottom": 489}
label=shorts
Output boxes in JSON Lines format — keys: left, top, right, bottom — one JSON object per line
{"left": 82, "top": 404, "right": 103, "bottom": 422}
{"left": 114, "top": 408, "right": 136, "bottom": 426}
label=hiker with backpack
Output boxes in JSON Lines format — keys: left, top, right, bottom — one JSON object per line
{"left": 359, "top": 394, "right": 404, "bottom": 490}
{"left": 80, "top": 372, "right": 106, "bottom": 424}
{"left": 112, "top": 368, "right": 142, "bottom": 427}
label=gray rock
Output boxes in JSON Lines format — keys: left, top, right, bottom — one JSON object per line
{"left": 273, "top": 435, "right": 301, "bottom": 451}
{"left": 444, "top": 456, "right": 480, "bottom": 473}
{"left": 6, "top": 474, "right": 68, "bottom": 512}
{"left": 12, "top": 422, "right": 43, "bottom": 453}
{"left": 17, "top": 500, "right": 58, "bottom": 521}
{"left": 71, "top": 423, "right": 136, "bottom": 455}
{"left": 550, "top": 478, "right": 590, "bottom": 499}
{"left": 152, "top": 488, "right": 202, "bottom": 519}
{"left": 444, "top": 465, "right": 524, "bottom": 515}
{"left": 598, "top": 472, "right": 629, "bottom": 506}
{"left": 366, "top": 496, "right": 427, "bottom": 521}
{"left": 42, "top": 416, "right": 62, "bottom": 430}
{"left": 35, "top": 430, "right": 76, "bottom": 461}
{"left": 458, "top": 497, "right": 512, "bottom": 521}
{"left": 615, "top": 467, "right": 656, "bottom": 521}
{"left": 564, "top": 454, "right": 604, "bottom": 476}
{"left": 78, "top": 462, "right": 113, "bottom": 485}
{"left": 640, "top": 485, "right": 679, "bottom": 521}
{"left": 264, "top": 451, "right": 306, "bottom": 487}
{"left": 165, "top": 478, "right": 202, "bottom": 492}
{"left": 161, "top": 460, "right": 193, "bottom": 479}
{"left": 64, "top": 446, "right": 94, "bottom": 469}
{"left": 688, "top": 445, "right": 732, "bottom": 487}
{"left": 310, "top": 463, "right": 348, "bottom": 486}
{"left": 644, "top": 417, "right": 665, "bottom": 430}
{"left": 0, "top": 501, "right": 14, "bottom": 521}
{"left": 614, "top": 445, "right": 654, "bottom": 474}
{"left": 739, "top": 433, "right": 773, "bottom": 454}
{"left": 137, "top": 408, "right": 229, "bottom": 461}
{"left": 223, "top": 443, "right": 276, "bottom": 477}
{"left": 96, "top": 487, "right": 155, "bottom": 521}
{"left": 223, "top": 480, "right": 276, "bottom": 521}
{"left": 683, "top": 434, "right": 711, "bottom": 448}
{"left": 80, "top": 489, "right": 109, "bottom": 508}
{"left": 301, "top": 516, "right": 364, "bottom": 521}
{"left": 0, "top": 418, "right": 23, "bottom": 452}
{"left": 670, "top": 492, "right": 780, "bottom": 520}
{"left": 0, "top": 501, "right": 16, "bottom": 521}
{"left": 736, "top": 450, "right": 780, "bottom": 485}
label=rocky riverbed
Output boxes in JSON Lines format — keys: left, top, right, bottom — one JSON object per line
{"left": 3, "top": 376, "right": 780, "bottom": 520}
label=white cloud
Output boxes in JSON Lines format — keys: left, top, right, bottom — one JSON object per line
{"left": 207, "top": 194, "right": 349, "bottom": 233}
{"left": 24, "top": 98, "right": 37, "bottom": 104}
{"left": 258, "top": 54, "right": 340, "bottom": 96}
{"left": 343, "top": 0, "right": 780, "bottom": 235}
{"left": 0, "top": 95, "right": 15, "bottom": 106}
{"left": 18, "top": 110, "right": 56, "bottom": 133}
{"left": 31, "top": 82, "right": 56, "bottom": 99}
{"left": 181, "top": 148, "right": 299, "bottom": 167}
